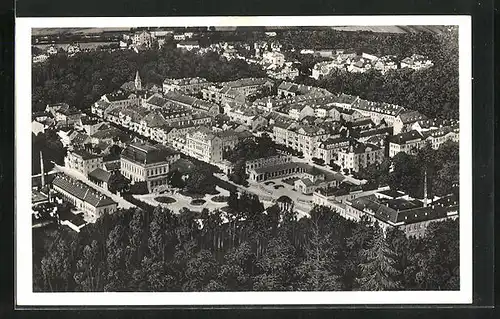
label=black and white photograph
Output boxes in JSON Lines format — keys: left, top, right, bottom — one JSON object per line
{"left": 16, "top": 16, "right": 472, "bottom": 306}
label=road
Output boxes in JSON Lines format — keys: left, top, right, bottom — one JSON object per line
{"left": 53, "top": 164, "right": 136, "bottom": 210}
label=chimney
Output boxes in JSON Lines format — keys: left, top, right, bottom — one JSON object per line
{"left": 40, "top": 150, "right": 45, "bottom": 188}
{"left": 423, "top": 168, "right": 428, "bottom": 207}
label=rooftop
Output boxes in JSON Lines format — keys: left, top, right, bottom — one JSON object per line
{"left": 52, "top": 174, "right": 116, "bottom": 208}
{"left": 121, "top": 142, "right": 179, "bottom": 165}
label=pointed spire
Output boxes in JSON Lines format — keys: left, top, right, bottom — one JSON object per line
{"left": 135, "top": 70, "right": 142, "bottom": 91}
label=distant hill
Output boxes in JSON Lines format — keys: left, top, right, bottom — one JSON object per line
{"left": 331, "top": 25, "right": 450, "bottom": 34}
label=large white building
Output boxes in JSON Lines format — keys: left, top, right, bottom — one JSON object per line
{"left": 335, "top": 142, "right": 385, "bottom": 173}
{"left": 272, "top": 122, "right": 330, "bottom": 158}
{"left": 120, "top": 142, "right": 180, "bottom": 193}
{"left": 184, "top": 126, "right": 224, "bottom": 163}
{"left": 64, "top": 149, "right": 103, "bottom": 177}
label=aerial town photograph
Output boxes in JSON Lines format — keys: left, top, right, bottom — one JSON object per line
{"left": 30, "top": 25, "right": 460, "bottom": 293}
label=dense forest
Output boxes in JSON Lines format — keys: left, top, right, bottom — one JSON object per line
{"left": 33, "top": 198, "right": 459, "bottom": 292}
{"left": 33, "top": 28, "right": 459, "bottom": 119}
{"left": 32, "top": 46, "right": 266, "bottom": 112}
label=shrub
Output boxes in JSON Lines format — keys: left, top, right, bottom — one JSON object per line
{"left": 154, "top": 196, "right": 176, "bottom": 204}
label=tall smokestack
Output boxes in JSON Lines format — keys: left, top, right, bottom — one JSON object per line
{"left": 423, "top": 168, "right": 428, "bottom": 207}
{"left": 40, "top": 150, "right": 45, "bottom": 188}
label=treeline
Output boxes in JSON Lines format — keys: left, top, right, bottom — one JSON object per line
{"left": 355, "top": 141, "right": 459, "bottom": 198}
{"left": 32, "top": 46, "right": 266, "bottom": 112}
{"left": 33, "top": 196, "right": 459, "bottom": 292}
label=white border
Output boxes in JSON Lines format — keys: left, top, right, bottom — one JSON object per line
{"left": 16, "top": 15, "right": 472, "bottom": 306}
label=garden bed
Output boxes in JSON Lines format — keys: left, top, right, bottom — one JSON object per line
{"left": 190, "top": 199, "right": 206, "bottom": 206}
{"left": 154, "top": 196, "right": 176, "bottom": 204}
{"left": 264, "top": 181, "right": 275, "bottom": 186}
{"left": 273, "top": 184, "right": 285, "bottom": 190}
{"left": 211, "top": 195, "right": 228, "bottom": 203}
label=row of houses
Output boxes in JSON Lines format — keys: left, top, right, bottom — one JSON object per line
{"left": 311, "top": 51, "right": 433, "bottom": 78}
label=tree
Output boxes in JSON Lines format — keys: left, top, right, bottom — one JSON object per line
{"left": 184, "top": 166, "right": 216, "bottom": 195}
{"left": 229, "top": 160, "right": 249, "bottom": 186}
{"left": 107, "top": 171, "right": 130, "bottom": 194}
{"left": 39, "top": 235, "right": 74, "bottom": 292}
{"left": 167, "top": 169, "right": 186, "bottom": 188}
{"left": 183, "top": 250, "right": 219, "bottom": 291}
{"left": 295, "top": 206, "right": 343, "bottom": 291}
{"left": 356, "top": 227, "right": 401, "bottom": 291}
{"left": 73, "top": 240, "right": 105, "bottom": 292}
{"left": 253, "top": 236, "right": 297, "bottom": 291}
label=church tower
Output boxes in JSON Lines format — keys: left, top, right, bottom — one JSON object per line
{"left": 134, "top": 70, "right": 142, "bottom": 91}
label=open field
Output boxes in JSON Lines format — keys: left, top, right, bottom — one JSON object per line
{"left": 32, "top": 28, "right": 130, "bottom": 36}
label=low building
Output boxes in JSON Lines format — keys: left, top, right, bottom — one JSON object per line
{"left": 120, "top": 142, "right": 180, "bottom": 193}
{"left": 245, "top": 154, "right": 292, "bottom": 174}
{"left": 52, "top": 174, "right": 118, "bottom": 222}
{"left": 88, "top": 168, "right": 112, "bottom": 189}
{"left": 294, "top": 169, "right": 345, "bottom": 194}
{"left": 162, "top": 77, "right": 210, "bottom": 95}
{"left": 177, "top": 41, "right": 200, "bottom": 51}
{"left": 64, "top": 149, "right": 103, "bottom": 177}
{"left": 344, "top": 193, "right": 458, "bottom": 237}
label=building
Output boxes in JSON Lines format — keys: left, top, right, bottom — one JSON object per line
{"left": 177, "top": 41, "right": 200, "bottom": 51}
{"left": 315, "top": 137, "right": 352, "bottom": 164}
{"left": 33, "top": 54, "right": 49, "bottom": 63}
{"left": 162, "top": 77, "right": 210, "bottom": 95}
{"left": 184, "top": 126, "right": 223, "bottom": 163}
{"left": 335, "top": 142, "right": 385, "bottom": 173}
{"left": 120, "top": 142, "right": 180, "bottom": 193}
{"left": 393, "top": 111, "right": 428, "bottom": 135}
{"left": 351, "top": 99, "right": 406, "bottom": 125}
{"left": 245, "top": 154, "right": 292, "bottom": 174}
{"left": 88, "top": 168, "right": 112, "bottom": 190}
{"left": 293, "top": 168, "right": 345, "bottom": 194}
{"left": 202, "top": 78, "right": 273, "bottom": 105}
{"left": 343, "top": 193, "right": 458, "bottom": 237}
{"left": 262, "top": 51, "right": 285, "bottom": 67}
{"left": 401, "top": 54, "right": 433, "bottom": 71}
{"left": 64, "top": 149, "right": 103, "bottom": 177}
{"left": 388, "top": 130, "right": 428, "bottom": 158}
{"left": 272, "top": 122, "right": 329, "bottom": 158}
{"left": 132, "top": 30, "right": 153, "bottom": 48}
{"left": 52, "top": 174, "right": 118, "bottom": 222}
{"left": 100, "top": 90, "right": 141, "bottom": 109}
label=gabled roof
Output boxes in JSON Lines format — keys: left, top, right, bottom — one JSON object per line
{"left": 88, "top": 168, "right": 112, "bottom": 183}
{"left": 398, "top": 110, "right": 427, "bottom": 124}
{"left": 388, "top": 130, "right": 424, "bottom": 145}
{"left": 52, "top": 174, "right": 116, "bottom": 208}
{"left": 121, "top": 142, "right": 179, "bottom": 165}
